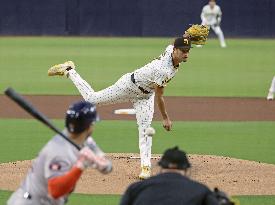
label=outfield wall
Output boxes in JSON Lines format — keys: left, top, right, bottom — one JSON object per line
{"left": 0, "top": 0, "right": 274, "bottom": 37}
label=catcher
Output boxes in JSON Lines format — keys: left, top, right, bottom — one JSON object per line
{"left": 47, "top": 25, "right": 209, "bottom": 180}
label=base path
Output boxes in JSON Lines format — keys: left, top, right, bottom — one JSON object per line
{"left": 1, "top": 95, "right": 275, "bottom": 121}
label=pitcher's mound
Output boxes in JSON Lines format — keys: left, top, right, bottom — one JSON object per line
{"left": 1, "top": 153, "right": 275, "bottom": 195}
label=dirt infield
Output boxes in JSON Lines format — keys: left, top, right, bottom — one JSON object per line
{"left": 1, "top": 95, "right": 275, "bottom": 121}
{"left": 1, "top": 95, "right": 275, "bottom": 196}
{"left": 1, "top": 154, "right": 275, "bottom": 195}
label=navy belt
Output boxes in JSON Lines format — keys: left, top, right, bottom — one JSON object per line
{"left": 131, "top": 73, "right": 150, "bottom": 94}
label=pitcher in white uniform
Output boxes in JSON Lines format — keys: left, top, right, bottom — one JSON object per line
{"left": 201, "top": 0, "right": 226, "bottom": 48}
{"left": 48, "top": 36, "right": 192, "bottom": 179}
{"left": 7, "top": 101, "right": 112, "bottom": 205}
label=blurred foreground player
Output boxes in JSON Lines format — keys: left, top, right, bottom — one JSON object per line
{"left": 7, "top": 101, "right": 112, "bottom": 205}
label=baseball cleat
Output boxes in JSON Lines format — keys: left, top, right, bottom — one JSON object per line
{"left": 138, "top": 166, "right": 151, "bottom": 180}
{"left": 267, "top": 92, "right": 274, "bottom": 100}
{"left": 48, "top": 61, "right": 75, "bottom": 76}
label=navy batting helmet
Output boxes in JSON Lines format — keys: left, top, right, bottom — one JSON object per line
{"left": 65, "top": 101, "right": 99, "bottom": 134}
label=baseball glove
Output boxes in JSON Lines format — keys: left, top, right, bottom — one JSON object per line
{"left": 184, "top": 24, "right": 210, "bottom": 45}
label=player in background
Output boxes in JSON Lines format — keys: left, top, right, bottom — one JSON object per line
{"left": 7, "top": 101, "right": 112, "bottom": 205}
{"left": 48, "top": 36, "right": 192, "bottom": 180}
{"left": 267, "top": 76, "right": 275, "bottom": 100}
{"left": 201, "top": 0, "right": 227, "bottom": 48}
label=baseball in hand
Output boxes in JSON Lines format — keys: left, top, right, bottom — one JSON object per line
{"left": 145, "top": 127, "right": 156, "bottom": 137}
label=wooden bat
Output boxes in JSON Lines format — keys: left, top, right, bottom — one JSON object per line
{"left": 4, "top": 87, "right": 81, "bottom": 150}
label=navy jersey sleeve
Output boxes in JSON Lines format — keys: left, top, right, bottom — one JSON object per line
{"left": 120, "top": 182, "right": 142, "bottom": 205}
{"left": 203, "top": 192, "right": 220, "bottom": 205}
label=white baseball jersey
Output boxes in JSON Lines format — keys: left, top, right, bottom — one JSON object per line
{"left": 7, "top": 132, "right": 95, "bottom": 205}
{"left": 201, "top": 4, "right": 222, "bottom": 26}
{"left": 67, "top": 44, "right": 179, "bottom": 167}
{"left": 133, "top": 45, "right": 178, "bottom": 92}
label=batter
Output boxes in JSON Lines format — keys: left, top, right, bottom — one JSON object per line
{"left": 7, "top": 101, "right": 112, "bottom": 205}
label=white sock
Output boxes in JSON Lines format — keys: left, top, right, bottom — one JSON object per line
{"left": 139, "top": 126, "right": 152, "bottom": 168}
{"left": 68, "top": 70, "right": 94, "bottom": 101}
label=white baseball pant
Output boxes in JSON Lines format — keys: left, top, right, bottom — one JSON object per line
{"left": 68, "top": 70, "right": 154, "bottom": 167}
{"left": 211, "top": 25, "right": 226, "bottom": 48}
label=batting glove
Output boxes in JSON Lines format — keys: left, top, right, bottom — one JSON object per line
{"left": 76, "top": 146, "right": 97, "bottom": 170}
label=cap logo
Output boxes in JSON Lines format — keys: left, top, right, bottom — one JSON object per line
{"left": 184, "top": 39, "right": 189, "bottom": 45}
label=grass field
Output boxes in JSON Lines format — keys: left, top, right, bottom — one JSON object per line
{"left": 0, "top": 119, "right": 275, "bottom": 203}
{"left": 0, "top": 120, "right": 274, "bottom": 164}
{"left": 0, "top": 37, "right": 275, "bottom": 204}
{"left": 1, "top": 190, "right": 275, "bottom": 205}
{"left": 0, "top": 37, "right": 275, "bottom": 96}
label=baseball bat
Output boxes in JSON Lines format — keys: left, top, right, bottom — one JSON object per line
{"left": 4, "top": 87, "right": 81, "bottom": 150}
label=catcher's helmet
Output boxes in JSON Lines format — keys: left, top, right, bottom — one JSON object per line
{"left": 65, "top": 101, "right": 99, "bottom": 134}
{"left": 158, "top": 146, "right": 191, "bottom": 170}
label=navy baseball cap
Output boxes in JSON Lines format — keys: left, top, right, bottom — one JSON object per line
{"left": 158, "top": 146, "right": 191, "bottom": 170}
{"left": 174, "top": 37, "right": 192, "bottom": 49}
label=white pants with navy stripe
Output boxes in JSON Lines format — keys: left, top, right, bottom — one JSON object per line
{"left": 68, "top": 70, "right": 154, "bottom": 167}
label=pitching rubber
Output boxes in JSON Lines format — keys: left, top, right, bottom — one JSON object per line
{"left": 113, "top": 108, "right": 136, "bottom": 115}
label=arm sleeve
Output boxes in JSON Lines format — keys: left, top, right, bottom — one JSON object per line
{"left": 120, "top": 189, "right": 132, "bottom": 205}
{"left": 152, "top": 55, "right": 169, "bottom": 87}
{"left": 68, "top": 69, "right": 94, "bottom": 101}
{"left": 201, "top": 7, "right": 206, "bottom": 23}
{"left": 120, "top": 183, "right": 139, "bottom": 205}
{"left": 154, "top": 70, "right": 168, "bottom": 87}
{"left": 203, "top": 192, "right": 220, "bottom": 205}
{"left": 48, "top": 166, "right": 83, "bottom": 199}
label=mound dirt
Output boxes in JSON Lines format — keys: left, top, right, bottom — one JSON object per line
{"left": 1, "top": 153, "right": 275, "bottom": 196}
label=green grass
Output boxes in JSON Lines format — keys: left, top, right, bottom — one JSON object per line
{"left": 1, "top": 190, "right": 275, "bottom": 205}
{"left": 0, "top": 190, "right": 120, "bottom": 205}
{"left": 0, "top": 119, "right": 274, "bottom": 164}
{"left": 236, "top": 195, "right": 275, "bottom": 205}
{"left": 0, "top": 37, "right": 275, "bottom": 204}
{"left": 0, "top": 37, "right": 275, "bottom": 96}
{"left": 0, "top": 119, "right": 274, "bottom": 204}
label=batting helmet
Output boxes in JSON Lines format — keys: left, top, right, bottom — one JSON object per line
{"left": 158, "top": 146, "right": 191, "bottom": 170}
{"left": 65, "top": 101, "right": 99, "bottom": 134}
